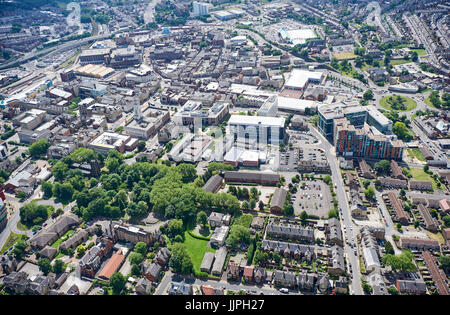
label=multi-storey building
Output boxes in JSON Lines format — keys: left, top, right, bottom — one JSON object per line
{"left": 228, "top": 115, "right": 285, "bottom": 145}
{"left": 318, "top": 103, "right": 367, "bottom": 142}
{"left": 193, "top": 2, "right": 210, "bottom": 16}
{"left": 334, "top": 118, "right": 404, "bottom": 160}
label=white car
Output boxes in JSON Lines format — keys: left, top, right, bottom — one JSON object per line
{"left": 279, "top": 288, "right": 289, "bottom": 294}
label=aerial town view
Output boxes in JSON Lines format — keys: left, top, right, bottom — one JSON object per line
{"left": 0, "top": 0, "right": 449, "bottom": 300}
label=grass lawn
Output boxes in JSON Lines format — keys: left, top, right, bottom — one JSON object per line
{"left": 426, "top": 231, "right": 444, "bottom": 244}
{"left": 16, "top": 221, "right": 30, "bottom": 232}
{"left": 390, "top": 59, "right": 412, "bottom": 66}
{"left": 184, "top": 231, "right": 216, "bottom": 274}
{"left": 407, "top": 148, "right": 426, "bottom": 162}
{"left": 410, "top": 48, "right": 427, "bottom": 56}
{"left": 424, "top": 95, "right": 438, "bottom": 108}
{"left": 409, "top": 168, "right": 439, "bottom": 190}
{"left": 0, "top": 232, "right": 26, "bottom": 254}
{"left": 51, "top": 229, "right": 75, "bottom": 249}
{"left": 379, "top": 95, "right": 417, "bottom": 111}
{"left": 334, "top": 52, "right": 357, "bottom": 60}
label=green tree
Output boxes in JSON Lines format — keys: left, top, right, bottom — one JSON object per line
{"left": 13, "top": 240, "right": 27, "bottom": 258}
{"left": 38, "top": 258, "right": 52, "bottom": 275}
{"left": 28, "top": 139, "right": 50, "bottom": 157}
{"left": 226, "top": 225, "right": 250, "bottom": 248}
{"left": 197, "top": 211, "right": 208, "bottom": 226}
{"left": 169, "top": 243, "right": 193, "bottom": 274}
{"left": 129, "top": 252, "right": 144, "bottom": 265}
{"left": 134, "top": 242, "right": 147, "bottom": 255}
{"left": 52, "top": 161, "right": 69, "bottom": 182}
{"left": 392, "top": 121, "right": 412, "bottom": 141}
{"left": 363, "top": 89, "right": 373, "bottom": 101}
{"left": 438, "top": 255, "right": 450, "bottom": 273}
{"left": 300, "top": 210, "right": 308, "bottom": 223}
{"left": 364, "top": 186, "right": 375, "bottom": 199}
{"left": 52, "top": 259, "right": 65, "bottom": 274}
{"left": 382, "top": 251, "right": 416, "bottom": 273}
{"left": 41, "top": 181, "right": 53, "bottom": 199}
{"left": 284, "top": 204, "right": 294, "bottom": 216}
{"left": 385, "top": 241, "right": 394, "bottom": 255}
{"left": 110, "top": 272, "right": 126, "bottom": 294}
{"left": 374, "top": 160, "right": 390, "bottom": 175}
{"left": 168, "top": 219, "right": 184, "bottom": 239}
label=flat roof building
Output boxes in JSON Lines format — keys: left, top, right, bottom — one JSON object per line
{"left": 284, "top": 69, "right": 324, "bottom": 91}
{"left": 228, "top": 115, "right": 285, "bottom": 146}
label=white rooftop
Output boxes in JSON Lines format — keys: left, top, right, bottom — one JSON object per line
{"left": 229, "top": 115, "right": 285, "bottom": 128}
{"left": 277, "top": 97, "right": 317, "bottom": 112}
{"left": 284, "top": 69, "right": 323, "bottom": 90}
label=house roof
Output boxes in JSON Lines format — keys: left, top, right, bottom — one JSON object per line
{"left": 200, "top": 252, "right": 215, "bottom": 271}
{"left": 243, "top": 266, "right": 254, "bottom": 278}
{"left": 270, "top": 188, "right": 287, "bottom": 209}
{"left": 98, "top": 250, "right": 125, "bottom": 280}
{"left": 203, "top": 175, "right": 223, "bottom": 193}
{"left": 39, "top": 246, "right": 57, "bottom": 260}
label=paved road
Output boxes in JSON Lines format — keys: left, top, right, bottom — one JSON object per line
{"left": 308, "top": 124, "right": 363, "bottom": 295}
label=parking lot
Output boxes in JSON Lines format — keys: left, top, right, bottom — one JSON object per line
{"left": 292, "top": 179, "right": 333, "bottom": 218}
{"left": 299, "top": 147, "right": 327, "bottom": 163}
{"left": 288, "top": 130, "right": 319, "bottom": 147}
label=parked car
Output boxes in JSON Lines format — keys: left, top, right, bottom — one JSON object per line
{"left": 279, "top": 288, "right": 289, "bottom": 294}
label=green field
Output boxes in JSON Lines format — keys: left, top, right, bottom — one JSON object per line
{"left": 379, "top": 95, "right": 417, "bottom": 111}
{"left": 407, "top": 148, "right": 426, "bottom": 162}
{"left": 410, "top": 48, "right": 427, "bottom": 56}
{"left": 409, "top": 168, "right": 438, "bottom": 190}
{"left": 333, "top": 52, "right": 357, "bottom": 60}
{"left": 390, "top": 59, "right": 412, "bottom": 66}
{"left": 184, "top": 231, "right": 216, "bottom": 274}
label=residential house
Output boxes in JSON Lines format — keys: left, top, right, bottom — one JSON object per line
{"left": 167, "top": 281, "right": 192, "bottom": 295}
{"left": 201, "top": 284, "right": 224, "bottom": 295}
{"left": 297, "top": 272, "right": 316, "bottom": 292}
{"left": 266, "top": 221, "right": 314, "bottom": 243}
{"left": 208, "top": 212, "right": 224, "bottom": 228}
{"left": 409, "top": 180, "right": 433, "bottom": 191}
{"left": 142, "top": 262, "right": 162, "bottom": 282}
{"left": 395, "top": 279, "right": 427, "bottom": 295}
{"left": 400, "top": 237, "right": 440, "bottom": 251}
{"left": 326, "top": 218, "right": 343, "bottom": 246}
{"left": 254, "top": 267, "right": 266, "bottom": 284}
{"left": 155, "top": 247, "right": 171, "bottom": 266}
{"left": 135, "top": 277, "right": 152, "bottom": 295}
{"left": 227, "top": 259, "right": 240, "bottom": 280}
{"left": 243, "top": 266, "right": 254, "bottom": 283}
{"left": 273, "top": 270, "right": 296, "bottom": 288}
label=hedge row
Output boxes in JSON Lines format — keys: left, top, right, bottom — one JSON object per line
{"left": 187, "top": 230, "right": 210, "bottom": 241}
